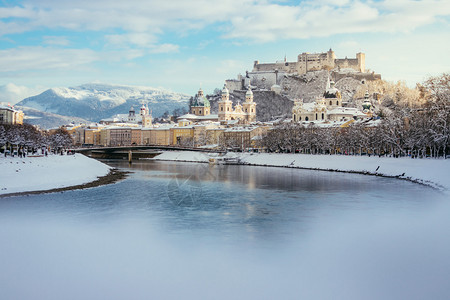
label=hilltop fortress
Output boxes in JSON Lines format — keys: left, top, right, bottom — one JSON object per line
{"left": 226, "top": 49, "right": 381, "bottom": 93}
{"left": 254, "top": 48, "right": 365, "bottom": 74}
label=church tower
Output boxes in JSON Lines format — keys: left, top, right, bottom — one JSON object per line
{"left": 140, "top": 103, "right": 152, "bottom": 128}
{"left": 242, "top": 87, "right": 256, "bottom": 123}
{"left": 128, "top": 106, "right": 136, "bottom": 123}
{"left": 218, "top": 84, "right": 233, "bottom": 122}
{"left": 323, "top": 75, "right": 342, "bottom": 109}
{"left": 362, "top": 90, "right": 373, "bottom": 116}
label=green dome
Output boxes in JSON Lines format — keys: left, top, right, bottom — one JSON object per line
{"left": 192, "top": 94, "right": 210, "bottom": 107}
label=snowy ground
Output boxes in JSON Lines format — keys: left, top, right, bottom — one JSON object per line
{"left": 0, "top": 153, "right": 111, "bottom": 195}
{"left": 153, "top": 151, "right": 450, "bottom": 192}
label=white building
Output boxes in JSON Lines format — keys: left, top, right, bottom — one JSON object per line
{"left": 292, "top": 77, "right": 370, "bottom": 123}
{"left": 0, "top": 105, "right": 24, "bottom": 125}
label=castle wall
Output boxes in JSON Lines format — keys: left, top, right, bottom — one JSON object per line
{"left": 335, "top": 58, "right": 360, "bottom": 71}
{"left": 225, "top": 79, "right": 243, "bottom": 93}
{"left": 297, "top": 52, "right": 334, "bottom": 74}
{"left": 253, "top": 59, "right": 297, "bottom": 72}
{"left": 248, "top": 71, "right": 285, "bottom": 89}
{"left": 332, "top": 71, "right": 381, "bottom": 82}
{"left": 253, "top": 50, "right": 365, "bottom": 76}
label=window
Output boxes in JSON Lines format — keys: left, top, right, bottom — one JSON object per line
{"left": 322, "top": 113, "right": 324, "bottom": 120}
{"left": 305, "top": 116, "right": 309, "bottom": 121}
{"left": 330, "top": 101, "right": 332, "bottom": 106}
{"left": 336, "top": 101, "right": 339, "bottom": 106}
{"left": 221, "top": 107, "right": 223, "bottom": 111}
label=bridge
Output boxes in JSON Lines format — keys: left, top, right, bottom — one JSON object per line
{"left": 72, "top": 145, "right": 221, "bottom": 161}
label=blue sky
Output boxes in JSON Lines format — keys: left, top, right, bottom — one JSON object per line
{"left": 1, "top": 0, "right": 449, "bottom": 103}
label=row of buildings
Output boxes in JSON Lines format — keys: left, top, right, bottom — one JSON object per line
{"left": 65, "top": 85, "right": 263, "bottom": 150}
{"left": 66, "top": 78, "right": 374, "bottom": 150}
{"left": 67, "top": 121, "right": 268, "bottom": 151}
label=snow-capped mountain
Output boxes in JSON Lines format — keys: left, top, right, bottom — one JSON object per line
{"left": 17, "top": 83, "right": 190, "bottom": 122}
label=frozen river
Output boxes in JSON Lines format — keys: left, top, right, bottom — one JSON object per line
{"left": 1, "top": 160, "right": 449, "bottom": 299}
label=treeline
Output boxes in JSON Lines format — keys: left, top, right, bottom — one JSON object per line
{"left": 0, "top": 124, "right": 73, "bottom": 152}
{"left": 260, "top": 74, "right": 450, "bottom": 158}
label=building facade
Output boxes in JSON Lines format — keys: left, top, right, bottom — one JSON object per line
{"left": 0, "top": 105, "right": 24, "bottom": 125}
{"left": 218, "top": 85, "right": 256, "bottom": 123}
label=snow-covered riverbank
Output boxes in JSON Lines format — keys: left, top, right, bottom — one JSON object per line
{"left": 1, "top": 151, "right": 448, "bottom": 196}
{"left": 153, "top": 151, "right": 450, "bottom": 192}
{"left": 0, "top": 154, "right": 111, "bottom": 196}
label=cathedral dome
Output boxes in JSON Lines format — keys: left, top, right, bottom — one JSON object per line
{"left": 246, "top": 87, "right": 253, "bottom": 96}
{"left": 324, "top": 81, "right": 340, "bottom": 99}
{"left": 192, "top": 88, "right": 210, "bottom": 107}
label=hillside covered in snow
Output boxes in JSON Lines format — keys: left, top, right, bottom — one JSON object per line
{"left": 17, "top": 83, "right": 190, "bottom": 123}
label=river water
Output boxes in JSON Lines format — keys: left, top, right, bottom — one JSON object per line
{"left": 1, "top": 160, "right": 449, "bottom": 299}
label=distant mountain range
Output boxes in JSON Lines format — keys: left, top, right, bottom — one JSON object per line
{"left": 17, "top": 83, "right": 190, "bottom": 126}
{"left": 16, "top": 106, "right": 90, "bottom": 129}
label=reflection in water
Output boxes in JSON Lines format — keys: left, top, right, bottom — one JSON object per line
{"left": 0, "top": 160, "right": 448, "bottom": 300}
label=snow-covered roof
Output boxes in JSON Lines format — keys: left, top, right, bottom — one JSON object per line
{"left": 0, "top": 105, "right": 22, "bottom": 112}
{"left": 178, "top": 113, "right": 197, "bottom": 119}
{"left": 224, "top": 126, "right": 259, "bottom": 132}
{"left": 328, "top": 107, "right": 360, "bottom": 115}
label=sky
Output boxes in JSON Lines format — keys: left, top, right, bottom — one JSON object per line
{"left": 0, "top": 0, "right": 449, "bottom": 104}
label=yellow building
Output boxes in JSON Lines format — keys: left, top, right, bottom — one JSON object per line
{"left": 222, "top": 126, "right": 263, "bottom": 150}
{"left": 84, "top": 129, "right": 102, "bottom": 146}
{"left": 206, "top": 128, "right": 225, "bottom": 146}
{"left": 192, "top": 123, "right": 220, "bottom": 147}
{"left": 171, "top": 126, "right": 194, "bottom": 146}
{"left": 131, "top": 128, "right": 142, "bottom": 145}
{"left": 141, "top": 126, "right": 173, "bottom": 146}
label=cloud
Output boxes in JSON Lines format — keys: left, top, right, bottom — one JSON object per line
{"left": 225, "top": 0, "right": 450, "bottom": 42}
{"left": 0, "top": 47, "right": 98, "bottom": 73}
{"left": 148, "top": 43, "right": 179, "bottom": 54}
{"left": 1, "top": 1, "right": 448, "bottom": 44}
{"left": 0, "top": 83, "right": 46, "bottom": 104}
{"left": 43, "top": 36, "right": 70, "bottom": 46}
{"left": 362, "top": 31, "right": 450, "bottom": 85}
